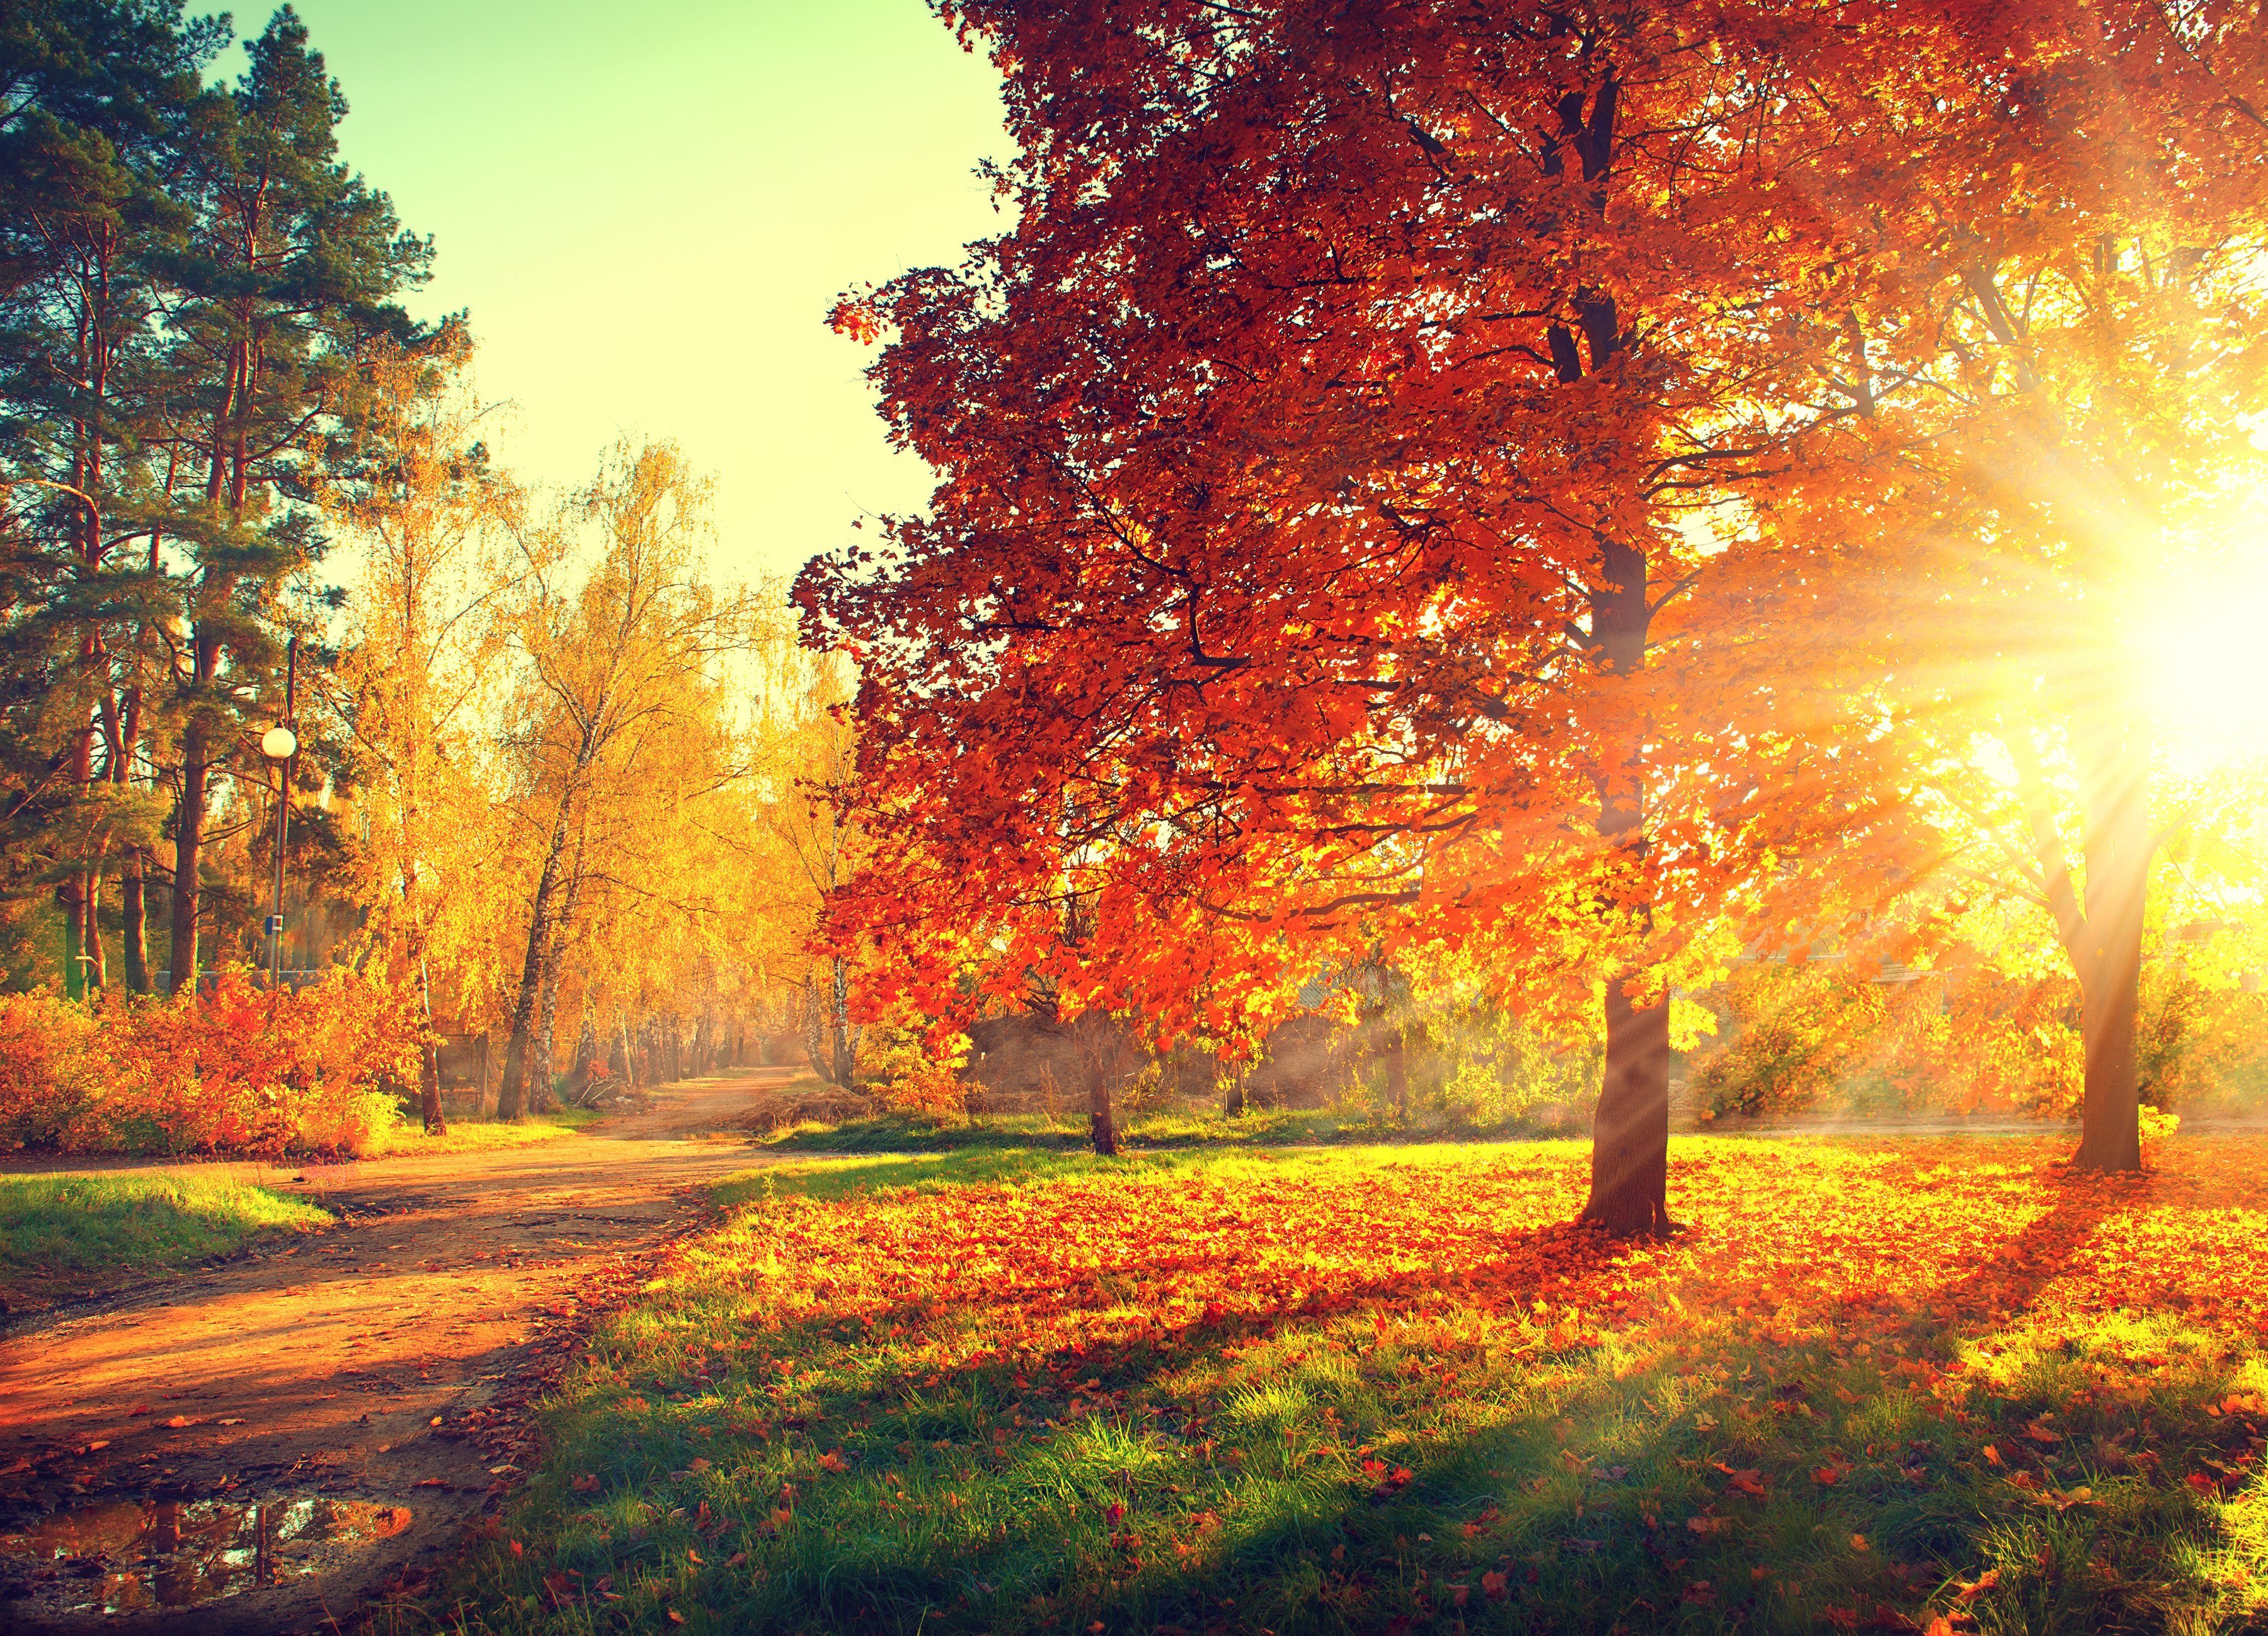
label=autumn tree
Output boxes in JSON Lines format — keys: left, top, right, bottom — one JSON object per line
{"left": 1797, "top": 3, "right": 2268, "bottom": 1170}
{"left": 490, "top": 440, "right": 769, "bottom": 1119}
{"left": 805, "top": 0, "right": 1936, "bottom": 1211}
{"left": 750, "top": 648, "right": 864, "bottom": 1087}
{"left": 324, "top": 343, "right": 519, "bottom": 1130}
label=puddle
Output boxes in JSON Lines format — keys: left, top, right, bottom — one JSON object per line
{"left": 0, "top": 1494, "right": 412, "bottom": 1614}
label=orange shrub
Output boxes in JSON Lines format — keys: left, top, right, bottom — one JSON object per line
{"left": 0, "top": 969, "right": 425, "bottom": 1157}
{"left": 1690, "top": 960, "right": 2083, "bottom": 1121}
{"left": 0, "top": 990, "right": 103, "bottom": 1148}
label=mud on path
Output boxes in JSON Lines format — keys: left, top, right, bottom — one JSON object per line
{"left": 0, "top": 1068, "right": 796, "bottom": 1634}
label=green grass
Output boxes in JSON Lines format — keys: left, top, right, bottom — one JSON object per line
{"left": 394, "top": 1139, "right": 2268, "bottom": 1635}
{"left": 758, "top": 1104, "right": 1566, "bottom": 1154}
{"left": 378, "top": 1107, "right": 599, "bottom": 1157}
{"left": 0, "top": 1171, "right": 330, "bottom": 1308}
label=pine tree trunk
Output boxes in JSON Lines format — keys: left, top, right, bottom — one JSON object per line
{"left": 83, "top": 867, "right": 104, "bottom": 990}
{"left": 120, "top": 847, "right": 150, "bottom": 994}
{"left": 60, "top": 876, "right": 87, "bottom": 1000}
{"left": 2073, "top": 733, "right": 2149, "bottom": 1171}
{"left": 169, "top": 716, "right": 210, "bottom": 998}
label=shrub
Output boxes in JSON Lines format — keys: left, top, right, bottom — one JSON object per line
{"left": 1688, "top": 956, "right": 2268, "bottom": 1122}
{"left": 0, "top": 968, "right": 425, "bottom": 1157}
{"left": 0, "top": 990, "right": 103, "bottom": 1147}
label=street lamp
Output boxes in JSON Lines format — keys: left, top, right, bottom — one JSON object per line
{"left": 260, "top": 722, "right": 294, "bottom": 985}
{"left": 261, "top": 637, "right": 299, "bottom": 988}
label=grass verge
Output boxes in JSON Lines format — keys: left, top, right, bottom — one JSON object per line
{"left": 399, "top": 1135, "right": 2268, "bottom": 1635}
{"left": 0, "top": 1171, "right": 329, "bottom": 1311}
{"left": 756, "top": 1105, "right": 1574, "bottom": 1154}
{"left": 377, "top": 1107, "right": 598, "bottom": 1158}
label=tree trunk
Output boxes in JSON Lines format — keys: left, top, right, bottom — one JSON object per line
{"left": 1221, "top": 1061, "right": 1246, "bottom": 1119}
{"left": 2073, "top": 732, "right": 2149, "bottom": 1171}
{"left": 802, "top": 982, "right": 832, "bottom": 1082}
{"left": 168, "top": 716, "right": 210, "bottom": 998}
{"left": 496, "top": 813, "right": 570, "bottom": 1119}
{"left": 120, "top": 846, "right": 150, "bottom": 994}
{"left": 418, "top": 1036, "right": 447, "bottom": 1133}
{"left": 60, "top": 876, "right": 88, "bottom": 1000}
{"left": 1575, "top": 522, "right": 1672, "bottom": 1234}
{"left": 1582, "top": 975, "right": 1674, "bottom": 1233}
{"left": 1385, "top": 1027, "right": 1409, "bottom": 1122}
{"left": 828, "top": 956, "right": 856, "bottom": 1085}
{"left": 1088, "top": 1054, "right": 1118, "bottom": 1157}
{"left": 1540, "top": 83, "right": 1671, "bottom": 1229}
{"left": 409, "top": 939, "right": 446, "bottom": 1135}
{"left": 569, "top": 1017, "right": 598, "bottom": 1102}
{"left": 83, "top": 866, "right": 104, "bottom": 990}
{"left": 530, "top": 956, "right": 562, "bottom": 1114}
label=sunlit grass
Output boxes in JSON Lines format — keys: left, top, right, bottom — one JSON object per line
{"left": 758, "top": 1104, "right": 1564, "bottom": 1154}
{"left": 376, "top": 1107, "right": 598, "bottom": 1158}
{"left": 394, "top": 1136, "right": 2268, "bottom": 1635}
{"left": 0, "top": 1171, "right": 330, "bottom": 1309}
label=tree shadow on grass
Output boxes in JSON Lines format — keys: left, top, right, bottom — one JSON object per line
{"left": 518, "top": 1155, "right": 2263, "bottom": 1636}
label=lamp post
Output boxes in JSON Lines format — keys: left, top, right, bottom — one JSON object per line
{"left": 260, "top": 638, "right": 298, "bottom": 987}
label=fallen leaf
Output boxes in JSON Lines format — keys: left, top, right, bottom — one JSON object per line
{"left": 1956, "top": 1568, "right": 2000, "bottom": 1601}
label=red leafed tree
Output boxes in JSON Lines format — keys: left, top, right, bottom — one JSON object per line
{"left": 802, "top": 1, "right": 2248, "bottom": 1210}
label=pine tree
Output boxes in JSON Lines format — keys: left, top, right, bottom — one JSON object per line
{"left": 154, "top": 6, "right": 435, "bottom": 993}
{"left": 0, "top": 0, "right": 217, "bottom": 995}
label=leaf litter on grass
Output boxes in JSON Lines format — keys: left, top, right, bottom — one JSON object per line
{"left": 416, "top": 1136, "right": 2268, "bottom": 1635}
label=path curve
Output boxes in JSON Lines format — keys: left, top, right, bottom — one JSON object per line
{"left": 0, "top": 1068, "right": 791, "bottom": 1634}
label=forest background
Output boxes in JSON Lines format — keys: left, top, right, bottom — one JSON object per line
{"left": 3, "top": 0, "right": 2268, "bottom": 1172}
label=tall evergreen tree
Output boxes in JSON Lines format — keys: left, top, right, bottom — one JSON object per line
{"left": 0, "top": 0, "right": 217, "bottom": 994}
{"left": 154, "top": 6, "right": 434, "bottom": 992}
{"left": 1, "top": 3, "right": 440, "bottom": 997}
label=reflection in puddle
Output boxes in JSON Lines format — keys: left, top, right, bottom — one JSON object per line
{"left": 0, "top": 1495, "right": 412, "bottom": 1613}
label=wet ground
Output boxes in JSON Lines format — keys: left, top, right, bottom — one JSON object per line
{"left": 3, "top": 1494, "right": 414, "bottom": 1620}
{"left": 0, "top": 1069, "right": 791, "bottom": 1634}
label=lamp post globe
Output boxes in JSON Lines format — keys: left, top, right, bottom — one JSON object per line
{"left": 261, "top": 724, "right": 297, "bottom": 761}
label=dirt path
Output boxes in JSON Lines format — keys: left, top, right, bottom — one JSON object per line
{"left": 0, "top": 1068, "right": 794, "bottom": 1635}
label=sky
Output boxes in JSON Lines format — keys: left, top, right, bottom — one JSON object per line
{"left": 203, "top": 0, "right": 1012, "bottom": 587}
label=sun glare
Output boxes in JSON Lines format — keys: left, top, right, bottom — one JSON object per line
{"left": 2134, "top": 538, "right": 2268, "bottom": 777}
